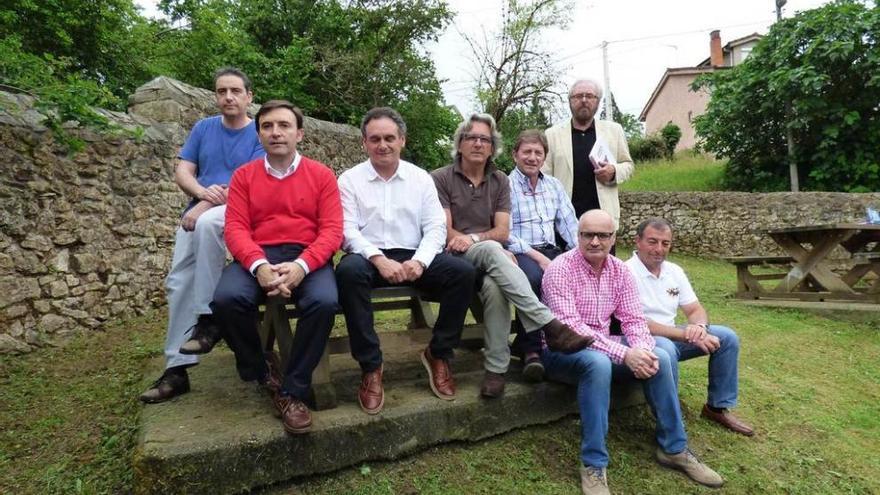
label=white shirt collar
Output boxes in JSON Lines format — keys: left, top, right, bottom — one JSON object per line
{"left": 366, "top": 159, "right": 406, "bottom": 182}
{"left": 263, "top": 152, "right": 301, "bottom": 179}
{"left": 629, "top": 251, "right": 667, "bottom": 279}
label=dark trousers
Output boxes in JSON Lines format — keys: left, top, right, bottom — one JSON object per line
{"left": 513, "top": 245, "right": 563, "bottom": 354}
{"left": 336, "top": 249, "right": 476, "bottom": 371}
{"left": 211, "top": 244, "right": 337, "bottom": 400}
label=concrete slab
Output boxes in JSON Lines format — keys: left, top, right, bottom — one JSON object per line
{"left": 133, "top": 347, "right": 644, "bottom": 495}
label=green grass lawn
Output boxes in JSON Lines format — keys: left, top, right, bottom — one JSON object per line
{"left": 2, "top": 251, "right": 879, "bottom": 494}
{"left": 621, "top": 153, "right": 725, "bottom": 192}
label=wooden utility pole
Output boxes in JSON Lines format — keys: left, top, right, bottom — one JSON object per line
{"left": 602, "top": 41, "right": 614, "bottom": 122}
{"left": 777, "top": 0, "right": 799, "bottom": 191}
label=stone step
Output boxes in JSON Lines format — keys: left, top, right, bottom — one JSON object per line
{"left": 133, "top": 347, "right": 644, "bottom": 495}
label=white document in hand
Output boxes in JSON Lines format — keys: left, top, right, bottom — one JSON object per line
{"left": 589, "top": 137, "right": 617, "bottom": 170}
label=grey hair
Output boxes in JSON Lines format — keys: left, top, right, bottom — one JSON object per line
{"left": 451, "top": 113, "right": 503, "bottom": 165}
{"left": 360, "top": 107, "right": 407, "bottom": 137}
{"left": 569, "top": 78, "right": 604, "bottom": 100}
{"left": 635, "top": 217, "right": 673, "bottom": 237}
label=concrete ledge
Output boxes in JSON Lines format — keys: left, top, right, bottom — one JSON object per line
{"left": 133, "top": 347, "right": 643, "bottom": 495}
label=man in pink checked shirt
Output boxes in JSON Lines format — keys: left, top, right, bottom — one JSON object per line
{"left": 541, "top": 209, "right": 722, "bottom": 495}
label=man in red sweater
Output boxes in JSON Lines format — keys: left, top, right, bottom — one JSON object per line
{"left": 210, "top": 100, "right": 342, "bottom": 434}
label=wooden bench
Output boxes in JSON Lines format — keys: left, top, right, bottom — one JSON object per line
{"left": 843, "top": 252, "right": 880, "bottom": 294}
{"left": 257, "top": 286, "right": 487, "bottom": 410}
{"left": 723, "top": 255, "right": 795, "bottom": 299}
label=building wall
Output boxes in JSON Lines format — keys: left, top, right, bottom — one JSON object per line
{"left": 0, "top": 78, "right": 364, "bottom": 354}
{"left": 642, "top": 73, "right": 711, "bottom": 151}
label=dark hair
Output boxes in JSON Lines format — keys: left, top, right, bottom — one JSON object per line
{"left": 513, "top": 129, "right": 548, "bottom": 153}
{"left": 213, "top": 67, "right": 253, "bottom": 93}
{"left": 255, "top": 100, "right": 304, "bottom": 130}
{"left": 360, "top": 107, "right": 407, "bottom": 137}
{"left": 635, "top": 217, "right": 673, "bottom": 237}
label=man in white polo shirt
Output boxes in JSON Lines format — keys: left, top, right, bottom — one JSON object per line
{"left": 625, "top": 217, "right": 754, "bottom": 436}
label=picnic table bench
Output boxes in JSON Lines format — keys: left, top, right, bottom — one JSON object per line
{"left": 727, "top": 223, "right": 880, "bottom": 303}
{"left": 258, "top": 286, "right": 487, "bottom": 410}
{"left": 722, "top": 255, "right": 795, "bottom": 298}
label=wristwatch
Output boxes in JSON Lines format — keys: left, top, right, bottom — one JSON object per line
{"left": 470, "top": 233, "right": 480, "bottom": 243}
{"left": 697, "top": 323, "right": 709, "bottom": 330}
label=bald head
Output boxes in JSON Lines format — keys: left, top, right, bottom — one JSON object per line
{"left": 577, "top": 209, "right": 616, "bottom": 269}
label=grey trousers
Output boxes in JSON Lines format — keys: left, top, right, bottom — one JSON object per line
{"left": 163, "top": 205, "right": 227, "bottom": 369}
{"left": 464, "top": 241, "right": 555, "bottom": 373}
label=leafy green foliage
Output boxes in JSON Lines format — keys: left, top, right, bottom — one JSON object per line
{"left": 153, "top": 0, "right": 454, "bottom": 169}
{"left": 693, "top": 0, "right": 880, "bottom": 192}
{"left": 0, "top": 36, "right": 125, "bottom": 151}
{"left": 628, "top": 134, "right": 667, "bottom": 163}
{"left": 493, "top": 97, "right": 552, "bottom": 173}
{"left": 659, "top": 122, "right": 682, "bottom": 158}
{"left": 1, "top": 0, "right": 457, "bottom": 169}
{"left": 0, "top": 0, "right": 156, "bottom": 101}
{"left": 601, "top": 92, "right": 642, "bottom": 140}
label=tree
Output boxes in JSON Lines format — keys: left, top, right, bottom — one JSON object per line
{"left": 660, "top": 122, "right": 681, "bottom": 158}
{"left": 154, "top": 0, "right": 456, "bottom": 169}
{"left": 693, "top": 0, "right": 880, "bottom": 192}
{"left": 465, "top": 0, "right": 572, "bottom": 126}
{"left": 0, "top": 0, "right": 158, "bottom": 101}
{"left": 601, "top": 93, "right": 642, "bottom": 140}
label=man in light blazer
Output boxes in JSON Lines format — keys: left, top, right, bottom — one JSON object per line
{"left": 543, "top": 78, "right": 634, "bottom": 231}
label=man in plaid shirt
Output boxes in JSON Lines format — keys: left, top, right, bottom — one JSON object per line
{"left": 507, "top": 129, "right": 579, "bottom": 381}
{"left": 541, "top": 209, "right": 723, "bottom": 495}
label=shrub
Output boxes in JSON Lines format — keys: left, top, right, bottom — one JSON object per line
{"left": 628, "top": 134, "right": 667, "bottom": 163}
{"left": 660, "top": 122, "right": 682, "bottom": 158}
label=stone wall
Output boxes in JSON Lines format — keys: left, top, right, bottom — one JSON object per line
{"left": 619, "top": 191, "right": 880, "bottom": 258}
{"left": 0, "top": 77, "right": 363, "bottom": 354}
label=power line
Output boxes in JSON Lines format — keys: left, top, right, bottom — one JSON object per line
{"left": 557, "top": 18, "right": 771, "bottom": 63}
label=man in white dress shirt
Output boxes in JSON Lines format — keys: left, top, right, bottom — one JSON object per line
{"left": 336, "top": 107, "right": 477, "bottom": 413}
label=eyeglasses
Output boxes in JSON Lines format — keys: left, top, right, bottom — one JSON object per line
{"left": 569, "top": 93, "right": 599, "bottom": 102}
{"left": 463, "top": 134, "right": 492, "bottom": 145}
{"left": 578, "top": 231, "right": 614, "bottom": 241}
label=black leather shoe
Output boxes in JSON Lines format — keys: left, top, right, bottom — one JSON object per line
{"left": 139, "top": 368, "right": 190, "bottom": 403}
{"left": 179, "top": 314, "right": 222, "bottom": 355}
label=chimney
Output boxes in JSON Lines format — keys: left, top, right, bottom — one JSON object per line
{"left": 710, "top": 30, "right": 723, "bottom": 67}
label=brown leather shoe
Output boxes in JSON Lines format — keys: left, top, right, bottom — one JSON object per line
{"left": 543, "top": 318, "right": 594, "bottom": 353}
{"left": 480, "top": 370, "right": 506, "bottom": 398}
{"left": 139, "top": 369, "right": 190, "bottom": 403}
{"left": 420, "top": 348, "right": 455, "bottom": 400}
{"left": 276, "top": 395, "right": 312, "bottom": 434}
{"left": 179, "top": 315, "right": 222, "bottom": 355}
{"left": 358, "top": 365, "right": 385, "bottom": 415}
{"left": 701, "top": 404, "right": 755, "bottom": 436}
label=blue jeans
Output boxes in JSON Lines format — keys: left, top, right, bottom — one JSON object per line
{"left": 542, "top": 340, "right": 687, "bottom": 468}
{"left": 653, "top": 325, "right": 740, "bottom": 409}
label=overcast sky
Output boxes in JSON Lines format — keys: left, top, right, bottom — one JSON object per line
{"left": 135, "top": 0, "right": 832, "bottom": 121}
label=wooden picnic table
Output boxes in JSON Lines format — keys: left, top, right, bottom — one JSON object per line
{"left": 746, "top": 223, "right": 880, "bottom": 302}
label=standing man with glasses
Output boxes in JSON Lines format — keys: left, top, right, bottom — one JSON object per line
{"left": 543, "top": 78, "right": 634, "bottom": 233}
{"left": 507, "top": 129, "right": 579, "bottom": 381}
{"left": 432, "top": 114, "right": 592, "bottom": 399}
{"left": 542, "top": 209, "right": 723, "bottom": 495}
